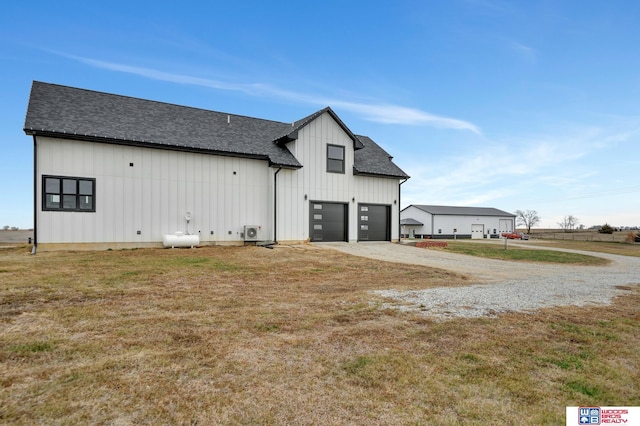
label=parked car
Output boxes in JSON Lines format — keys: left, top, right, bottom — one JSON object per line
{"left": 501, "top": 232, "right": 529, "bottom": 240}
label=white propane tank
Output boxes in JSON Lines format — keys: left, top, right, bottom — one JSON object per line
{"left": 163, "top": 231, "right": 200, "bottom": 248}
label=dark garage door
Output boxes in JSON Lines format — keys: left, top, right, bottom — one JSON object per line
{"left": 310, "top": 202, "right": 348, "bottom": 242}
{"left": 358, "top": 204, "right": 391, "bottom": 241}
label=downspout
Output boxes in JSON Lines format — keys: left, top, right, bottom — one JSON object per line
{"left": 31, "top": 135, "right": 38, "bottom": 255}
{"left": 273, "top": 167, "right": 282, "bottom": 244}
{"left": 398, "top": 178, "right": 407, "bottom": 242}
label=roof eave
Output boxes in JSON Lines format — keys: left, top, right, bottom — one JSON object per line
{"left": 27, "top": 129, "right": 285, "bottom": 164}
{"left": 353, "top": 168, "right": 410, "bottom": 179}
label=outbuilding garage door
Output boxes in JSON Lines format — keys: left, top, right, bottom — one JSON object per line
{"left": 471, "top": 224, "right": 484, "bottom": 239}
{"left": 499, "top": 219, "right": 513, "bottom": 233}
{"left": 310, "top": 202, "right": 348, "bottom": 242}
{"left": 358, "top": 204, "right": 391, "bottom": 241}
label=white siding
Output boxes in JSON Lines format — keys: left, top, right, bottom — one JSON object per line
{"left": 276, "top": 112, "right": 401, "bottom": 242}
{"left": 400, "top": 206, "right": 515, "bottom": 238}
{"left": 401, "top": 206, "right": 434, "bottom": 235}
{"left": 433, "top": 215, "right": 512, "bottom": 236}
{"left": 36, "top": 112, "right": 403, "bottom": 246}
{"left": 36, "top": 137, "right": 272, "bottom": 244}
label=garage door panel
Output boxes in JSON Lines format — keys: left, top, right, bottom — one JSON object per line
{"left": 359, "top": 204, "right": 390, "bottom": 241}
{"left": 471, "top": 223, "right": 484, "bottom": 239}
{"left": 310, "top": 202, "right": 347, "bottom": 242}
{"left": 499, "top": 219, "right": 512, "bottom": 233}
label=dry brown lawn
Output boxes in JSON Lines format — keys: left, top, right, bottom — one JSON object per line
{"left": 1, "top": 244, "right": 639, "bottom": 425}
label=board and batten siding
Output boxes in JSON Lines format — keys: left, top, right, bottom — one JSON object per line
{"left": 276, "top": 112, "right": 400, "bottom": 242}
{"left": 36, "top": 137, "right": 272, "bottom": 245}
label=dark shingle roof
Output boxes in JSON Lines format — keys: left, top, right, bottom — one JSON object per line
{"left": 24, "top": 81, "right": 301, "bottom": 167}
{"left": 407, "top": 205, "right": 515, "bottom": 217}
{"left": 24, "top": 81, "right": 408, "bottom": 177}
{"left": 354, "top": 136, "right": 409, "bottom": 178}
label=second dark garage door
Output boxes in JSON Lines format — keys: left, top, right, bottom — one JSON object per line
{"left": 358, "top": 204, "right": 391, "bottom": 241}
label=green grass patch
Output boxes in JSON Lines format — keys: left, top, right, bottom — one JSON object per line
{"left": 566, "top": 380, "right": 602, "bottom": 397}
{"left": 11, "top": 341, "right": 54, "bottom": 354}
{"left": 343, "top": 355, "right": 372, "bottom": 375}
{"left": 256, "top": 323, "right": 281, "bottom": 332}
{"left": 445, "top": 242, "right": 608, "bottom": 265}
{"left": 538, "top": 353, "right": 588, "bottom": 370}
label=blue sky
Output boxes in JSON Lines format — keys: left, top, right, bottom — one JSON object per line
{"left": 2, "top": 0, "right": 639, "bottom": 229}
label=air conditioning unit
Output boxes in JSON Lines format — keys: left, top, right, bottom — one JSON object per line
{"left": 244, "top": 225, "right": 260, "bottom": 242}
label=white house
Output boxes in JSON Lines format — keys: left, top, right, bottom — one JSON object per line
{"left": 24, "top": 82, "right": 409, "bottom": 251}
{"left": 400, "top": 205, "right": 515, "bottom": 239}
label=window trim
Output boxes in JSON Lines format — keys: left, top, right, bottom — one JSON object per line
{"left": 42, "top": 175, "right": 96, "bottom": 212}
{"left": 327, "top": 144, "right": 345, "bottom": 174}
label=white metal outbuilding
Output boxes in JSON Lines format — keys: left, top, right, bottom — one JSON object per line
{"left": 400, "top": 205, "right": 516, "bottom": 239}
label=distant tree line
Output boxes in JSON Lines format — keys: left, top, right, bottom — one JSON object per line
{"left": 2, "top": 226, "right": 20, "bottom": 231}
{"left": 558, "top": 215, "right": 580, "bottom": 232}
{"left": 514, "top": 210, "right": 637, "bottom": 235}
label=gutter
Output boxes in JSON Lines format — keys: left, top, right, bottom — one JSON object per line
{"left": 398, "top": 178, "right": 408, "bottom": 242}
{"left": 31, "top": 135, "right": 37, "bottom": 255}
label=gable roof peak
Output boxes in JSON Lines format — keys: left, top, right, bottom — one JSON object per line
{"left": 273, "top": 106, "right": 364, "bottom": 150}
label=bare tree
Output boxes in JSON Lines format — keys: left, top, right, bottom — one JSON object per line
{"left": 558, "top": 215, "right": 579, "bottom": 232}
{"left": 515, "top": 210, "right": 540, "bottom": 234}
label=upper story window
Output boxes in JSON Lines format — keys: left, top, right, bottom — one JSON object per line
{"left": 43, "top": 176, "right": 95, "bottom": 212}
{"left": 327, "top": 144, "right": 345, "bottom": 174}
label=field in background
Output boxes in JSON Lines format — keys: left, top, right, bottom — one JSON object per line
{"left": 1, "top": 245, "right": 639, "bottom": 424}
{"left": 526, "top": 229, "right": 637, "bottom": 243}
{"left": 0, "top": 230, "right": 33, "bottom": 245}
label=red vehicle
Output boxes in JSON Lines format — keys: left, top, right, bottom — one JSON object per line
{"left": 501, "top": 232, "right": 529, "bottom": 240}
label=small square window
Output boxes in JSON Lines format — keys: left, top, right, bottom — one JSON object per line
{"left": 63, "top": 179, "right": 77, "bottom": 194}
{"left": 45, "top": 194, "right": 60, "bottom": 209}
{"left": 79, "top": 180, "right": 93, "bottom": 195}
{"left": 45, "top": 178, "right": 60, "bottom": 193}
{"left": 79, "top": 195, "right": 93, "bottom": 210}
{"left": 63, "top": 195, "right": 76, "bottom": 209}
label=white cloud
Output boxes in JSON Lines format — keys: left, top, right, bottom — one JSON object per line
{"left": 65, "top": 54, "right": 480, "bottom": 133}
{"left": 508, "top": 41, "right": 536, "bottom": 62}
{"left": 323, "top": 100, "right": 480, "bottom": 132}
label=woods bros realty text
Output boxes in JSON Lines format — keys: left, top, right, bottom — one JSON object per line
{"left": 566, "top": 407, "right": 640, "bottom": 425}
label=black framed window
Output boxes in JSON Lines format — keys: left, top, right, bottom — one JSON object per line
{"left": 43, "top": 176, "right": 95, "bottom": 212}
{"left": 327, "top": 144, "right": 345, "bottom": 174}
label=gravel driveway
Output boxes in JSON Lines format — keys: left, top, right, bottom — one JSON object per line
{"left": 318, "top": 241, "right": 640, "bottom": 320}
